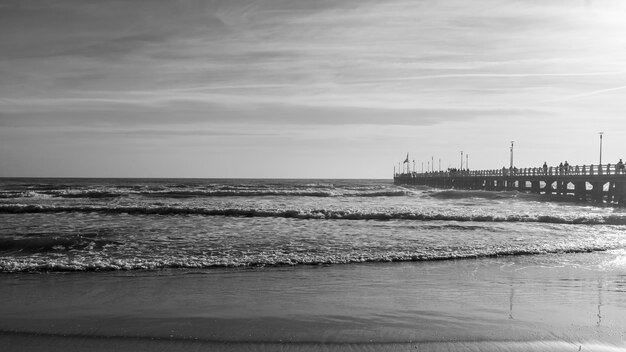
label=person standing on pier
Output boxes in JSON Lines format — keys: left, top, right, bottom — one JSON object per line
{"left": 543, "top": 162, "right": 548, "bottom": 175}
{"left": 618, "top": 159, "right": 624, "bottom": 174}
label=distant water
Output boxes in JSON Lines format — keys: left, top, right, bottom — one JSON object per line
{"left": 1, "top": 178, "right": 626, "bottom": 272}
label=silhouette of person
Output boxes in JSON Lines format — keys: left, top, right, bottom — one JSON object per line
{"left": 618, "top": 159, "right": 624, "bottom": 174}
{"left": 542, "top": 162, "right": 548, "bottom": 174}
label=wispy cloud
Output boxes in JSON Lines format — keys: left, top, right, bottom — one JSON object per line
{"left": 543, "top": 85, "right": 626, "bottom": 103}
{"left": 3, "top": 0, "right": 625, "bottom": 111}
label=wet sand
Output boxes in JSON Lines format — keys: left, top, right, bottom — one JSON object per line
{"left": 1, "top": 251, "right": 625, "bottom": 351}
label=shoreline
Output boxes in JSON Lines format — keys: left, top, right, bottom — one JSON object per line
{"left": 1, "top": 330, "right": 623, "bottom": 352}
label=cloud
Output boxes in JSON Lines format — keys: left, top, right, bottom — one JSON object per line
{"left": 4, "top": 0, "right": 625, "bottom": 110}
{"left": 543, "top": 85, "right": 626, "bottom": 103}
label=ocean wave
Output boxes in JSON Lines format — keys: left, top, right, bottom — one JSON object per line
{"left": 0, "top": 233, "right": 121, "bottom": 254}
{"left": 55, "top": 191, "right": 126, "bottom": 199}
{"left": 0, "top": 245, "right": 614, "bottom": 272}
{"left": 139, "top": 188, "right": 409, "bottom": 198}
{"left": 348, "top": 190, "right": 409, "bottom": 197}
{"left": 0, "top": 191, "right": 42, "bottom": 199}
{"left": 139, "top": 190, "right": 340, "bottom": 198}
{"left": 1, "top": 204, "right": 624, "bottom": 225}
{"left": 0, "top": 190, "right": 127, "bottom": 199}
{"left": 1, "top": 189, "right": 408, "bottom": 199}
{"left": 427, "top": 190, "right": 526, "bottom": 200}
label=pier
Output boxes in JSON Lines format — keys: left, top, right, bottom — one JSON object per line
{"left": 394, "top": 164, "right": 626, "bottom": 206}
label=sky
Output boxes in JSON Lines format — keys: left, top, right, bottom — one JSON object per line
{"left": 1, "top": 0, "right": 626, "bottom": 179}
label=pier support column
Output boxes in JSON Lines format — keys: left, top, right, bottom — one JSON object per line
{"left": 607, "top": 182, "right": 615, "bottom": 203}
{"left": 531, "top": 181, "right": 540, "bottom": 194}
{"left": 614, "top": 182, "right": 626, "bottom": 206}
{"left": 544, "top": 180, "right": 555, "bottom": 195}
{"left": 591, "top": 182, "right": 604, "bottom": 203}
{"left": 574, "top": 182, "right": 586, "bottom": 201}
{"left": 563, "top": 182, "right": 573, "bottom": 196}
{"left": 507, "top": 180, "right": 515, "bottom": 191}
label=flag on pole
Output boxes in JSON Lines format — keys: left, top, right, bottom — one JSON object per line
{"left": 403, "top": 153, "right": 409, "bottom": 164}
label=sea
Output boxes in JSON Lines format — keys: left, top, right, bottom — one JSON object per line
{"left": 1, "top": 177, "right": 626, "bottom": 272}
{"left": 1, "top": 178, "right": 625, "bottom": 351}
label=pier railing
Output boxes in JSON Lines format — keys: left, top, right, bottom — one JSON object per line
{"left": 396, "top": 164, "right": 626, "bottom": 178}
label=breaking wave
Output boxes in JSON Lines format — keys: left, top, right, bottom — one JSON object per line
{"left": 427, "top": 189, "right": 534, "bottom": 200}
{"left": 1, "top": 204, "right": 624, "bottom": 225}
{"left": 137, "top": 190, "right": 410, "bottom": 198}
{"left": 0, "top": 189, "right": 409, "bottom": 199}
{"left": 0, "top": 245, "right": 615, "bottom": 273}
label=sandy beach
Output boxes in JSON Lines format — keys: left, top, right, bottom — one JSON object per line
{"left": 2, "top": 251, "right": 625, "bottom": 352}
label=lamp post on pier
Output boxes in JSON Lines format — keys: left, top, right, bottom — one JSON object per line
{"left": 460, "top": 151, "right": 463, "bottom": 170}
{"left": 599, "top": 132, "right": 604, "bottom": 166}
{"left": 510, "top": 141, "right": 514, "bottom": 169}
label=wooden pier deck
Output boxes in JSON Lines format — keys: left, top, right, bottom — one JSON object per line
{"left": 394, "top": 164, "right": 626, "bottom": 205}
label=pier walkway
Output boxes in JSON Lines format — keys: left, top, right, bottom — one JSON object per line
{"left": 394, "top": 164, "right": 626, "bottom": 205}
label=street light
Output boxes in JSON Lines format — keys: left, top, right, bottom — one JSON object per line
{"left": 599, "top": 132, "right": 604, "bottom": 165}
{"left": 460, "top": 151, "right": 463, "bottom": 170}
{"left": 510, "top": 141, "right": 514, "bottom": 169}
